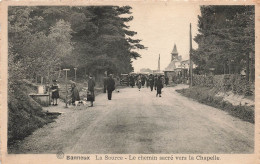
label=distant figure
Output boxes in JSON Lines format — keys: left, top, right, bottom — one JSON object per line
{"left": 103, "top": 75, "right": 108, "bottom": 93}
{"left": 107, "top": 74, "right": 115, "bottom": 100}
{"left": 154, "top": 75, "right": 158, "bottom": 90}
{"left": 51, "top": 80, "right": 59, "bottom": 106}
{"left": 156, "top": 76, "right": 164, "bottom": 97}
{"left": 87, "top": 75, "right": 95, "bottom": 107}
{"left": 71, "top": 83, "right": 80, "bottom": 105}
{"left": 129, "top": 75, "right": 135, "bottom": 88}
{"left": 148, "top": 74, "right": 154, "bottom": 91}
{"left": 146, "top": 75, "right": 150, "bottom": 88}
{"left": 141, "top": 75, "right": 146, "bottom": 88}
{"left": 165, "top": 75, "right": 169, "bottom": 87}
{"left": 137, "top": 75, "right": 142, "bottom": 91}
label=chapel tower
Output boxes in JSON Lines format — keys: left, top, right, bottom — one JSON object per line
{"left": 171, "top": 44, "right": 178, "bottom": 61}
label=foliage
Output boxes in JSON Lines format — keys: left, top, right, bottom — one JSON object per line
{"left": 8, "top": 6, "right": 145, "bottom": 82}
{"left": 193, "top": 74, "right": 254, "bottom": 96}
{"left": 193, "top": 6, "right": 255, "bottom": 76}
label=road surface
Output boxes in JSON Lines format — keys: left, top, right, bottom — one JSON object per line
{"left": 11, "top": 85, "right": 254, "bottom": 154}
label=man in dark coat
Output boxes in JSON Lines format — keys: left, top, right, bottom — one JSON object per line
{"left": 141, "top": 75, "right": 146, "bottom": 87}
{"left": 103, "top": 75, "right": 108, "bottom": 93}
{"left": 148, "top": 74, "right": 154, "bottom": 91}
{"left": 156, "top": 76, "right": 164, "bottom": 97}
{"left": 88, "top": 75, "right": 95, "bottom": 107}
{"left": 107, "top": 74, "right": 115, "bottom": 100}
{"left": 129, "top": 75, "right": 135, "bottom": 88}
{"left": 154, "top": 75, "right": 158, "bottom": 90}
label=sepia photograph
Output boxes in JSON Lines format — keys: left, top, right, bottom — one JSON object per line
{"left": 1, "top": 1, "right": 258, "bottom": 163}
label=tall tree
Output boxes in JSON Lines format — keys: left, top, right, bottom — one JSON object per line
{"left": 193, "top": 6, "right": 254, "bottom": 76}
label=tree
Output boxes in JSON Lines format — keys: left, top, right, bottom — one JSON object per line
{"left": 193, "top": 5, "right": 254, "bottom": 78}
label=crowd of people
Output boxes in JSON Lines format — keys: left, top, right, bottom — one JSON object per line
{"left": 128, "top": 74, "right": 169, "bottom": 97}
{"left": 47, "top": 73, "right": 169, "bottom": 108}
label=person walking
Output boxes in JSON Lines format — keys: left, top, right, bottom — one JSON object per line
{"left": 146, "top": 76, "right": 150, "bottom": 88}
{"left": 87, "top": 75, "right": 95, "bottom": 107}
{"left": 107, "top": 74, "right": 115, "bottom": 100}
{"left": 71, "top": 83, "right": 80, "bottom": 105}
{"left": 141, "top": 75, "right": 146, "bottom": 88}
{"left": 156, "top": 76, "right": 164, "bottom": 97}
{"left": 148, "top": 74, "right": 154, "bottom": 91}
{"left": 103, "top": 74, "right": 108, "bottom": 93}
{"left": 129, "top": 75, "right": 135, "bottom": 88}
{"left": 154, "top": 75, "right": 158, "bottom": 90}
{"left": 51, "top": 80, "right": 59, "bottom": 106}
{"left": 137, "top": 75, "right": 142, "bottom": 91}
{"left": 165, "top": 75, "right": 169, "bottom": 87}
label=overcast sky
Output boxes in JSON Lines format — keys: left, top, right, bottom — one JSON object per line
{"left": 127, "top": 3, "right": 201, "bottom": 72}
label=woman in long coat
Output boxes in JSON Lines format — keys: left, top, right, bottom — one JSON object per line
{"left": 156, "top": 76, "right": 164, "bottom": 97}
{"left": 71, "top": 83, "right": 80, "bottom": 105}
{"left": 88, "top": 75, "right": 95, "bottom": 107}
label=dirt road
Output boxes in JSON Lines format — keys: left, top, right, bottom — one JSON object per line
{"left": 11, "top": 85, "right": 254, "bottom": 154}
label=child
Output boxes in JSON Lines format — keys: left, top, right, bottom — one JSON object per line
{"left": 51, "top": 80, "right": 59, "bottom": 106}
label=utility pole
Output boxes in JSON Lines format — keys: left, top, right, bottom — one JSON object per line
{"left": 63, "top": 69, "right": 70, "bottom": 108}
{"left": 189, "top": 23, "right": 193, "bottom": 87}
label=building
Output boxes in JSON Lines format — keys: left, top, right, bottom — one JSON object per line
{"left": 164, "top": 44, "right": 191, "bottom": 84}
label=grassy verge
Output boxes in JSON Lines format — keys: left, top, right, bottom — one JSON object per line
{"left": 176, "top": 86, "right": 254, "bottom": 124}
{"left": 8, "top": 83, "right": 58, "bottom": 149}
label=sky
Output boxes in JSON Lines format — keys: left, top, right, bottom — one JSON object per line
{"left": 126, "top": 3, "right": 201, "bottom": 72}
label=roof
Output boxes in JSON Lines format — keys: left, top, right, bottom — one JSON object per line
{"left": 165, "top": 60, "right": 177, "bottom": 71}
{"left": 171, "top": 44, "right": 178, "bottom": 54}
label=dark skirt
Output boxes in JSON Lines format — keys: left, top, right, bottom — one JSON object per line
{"left": 87, "top": 91, "right": 95, "bottom": 101}
{"left": 52, "top": 91, "right": 59, "bottom": 99}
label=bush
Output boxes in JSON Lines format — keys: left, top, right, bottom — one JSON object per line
{"left": 193, "top": 74, "right": 254, "bottom": 96}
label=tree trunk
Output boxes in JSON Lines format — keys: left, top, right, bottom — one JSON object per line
{"left": 224, "top": 63, "right": 226, "bottom": 74}
{"left": 250, "top": 52, "right": 254, "bottom": 82}
{"left": 246, "top": 52, "right": 249, "bottom": 82}
{"left": 228, "top": 59, "right": 231, "bottom": 74}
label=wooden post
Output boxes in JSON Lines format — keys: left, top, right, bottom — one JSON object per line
{"left": 63, "top": 69, "right": 70, "bottom": 108}
{"left": 41, "top": 77, "right": 43, "bottom": 85}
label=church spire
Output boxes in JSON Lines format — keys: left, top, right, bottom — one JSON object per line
{"left": 171, "top": 44, "right": 178, "bottom": 61}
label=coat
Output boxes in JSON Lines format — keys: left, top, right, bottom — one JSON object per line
{"left": 157, "top": 78, "right": 164, "bottom": 89}
{"left": 71, "top": 86, "right": 80, "bottom": 102}
{"left": 107, "top": 77, "right": 115, "bottom": 92}
{"left": 88, "top": 79, "right": 95, "bottom": 92}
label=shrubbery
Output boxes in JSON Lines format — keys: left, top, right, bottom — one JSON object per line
{"left": 193, "top": 74, "right": 254, "bottom": 96}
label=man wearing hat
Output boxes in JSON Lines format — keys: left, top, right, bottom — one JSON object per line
{"left": 106, "top": 74, "right": 115, "bottom": 100}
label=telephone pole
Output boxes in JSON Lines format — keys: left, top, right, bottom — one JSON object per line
{"left": 189, "top": 23, "right": 193, "bottom": 87}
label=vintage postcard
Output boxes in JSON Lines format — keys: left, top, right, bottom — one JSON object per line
{"left": 0, "top": 0, "right": 259, "bottom": 163}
